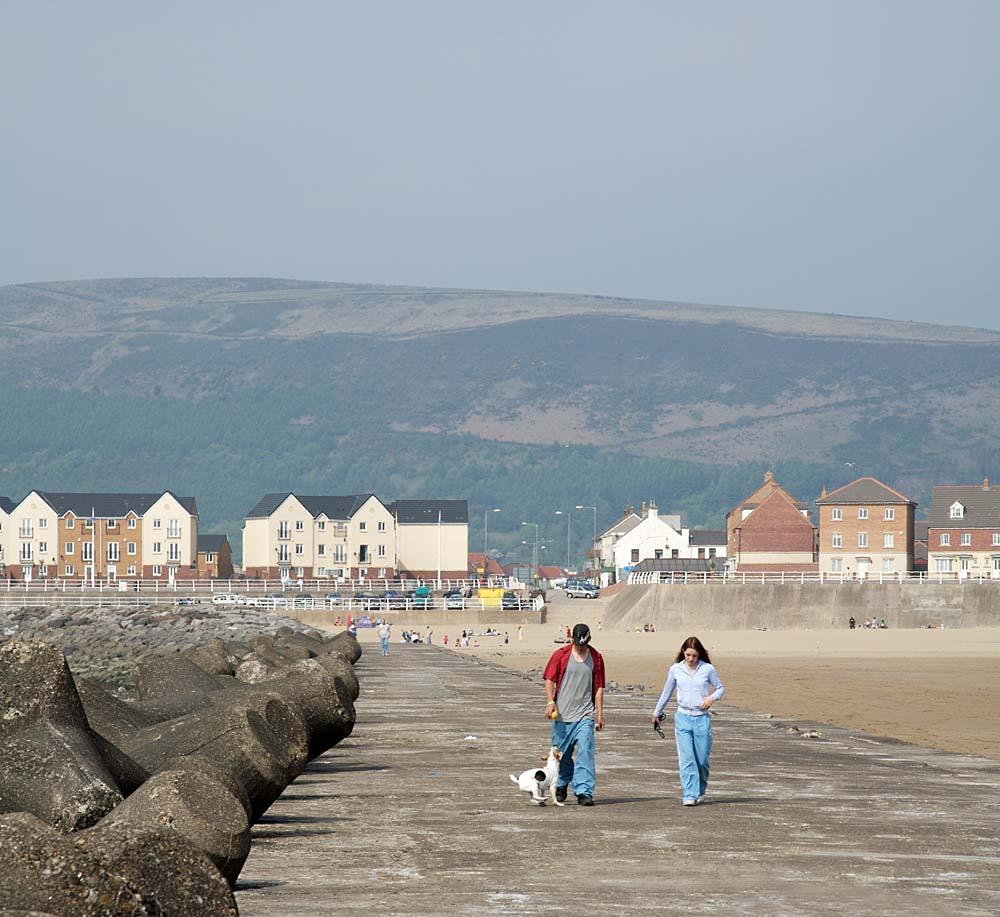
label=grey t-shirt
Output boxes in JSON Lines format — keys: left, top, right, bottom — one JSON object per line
{"left": 557, "top": 652, "right": 595, "bottom": 723}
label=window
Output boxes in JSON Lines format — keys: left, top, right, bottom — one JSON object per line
{"left": 961, "top": 533, "right": 971, "bottom": 546}
{"left": 153, "top": 542, "right": 162, "bottom": 554}
{"left": 831, "top": 533, "right": 842, "bottom": 548}
{"left": 882, "top": 558, "right": 895, "bottom": 573}
{"left": 18, "top": 521, "right": 32, "bottom": 537}
{"left": 127, "top": 565, "right": 136, "bottom": 576}
{"left": 709, "top": 548, "right": 717, "bottom": 559}
{"left": 64, "top": 564, "right": 74, "bottom": 576}
{"left": 278, "top": 522, "right": 290, "bottom": 539}
{"left": 655, "top": 549, "right": 664, "bottom": 559}
{"left": 39, "top": 541, "right": 47, "bottom": 554}
{"left": 39, "top": 518, "right": 47, "bottom": 529}
{"left": 950, "top": 503, "right": 964, "bottom": 519}
{"left": 318, "top": 544, "right": 326, "bottom": 557}
{"left": 296, "top": 567, "right": 304, "bottom": 578}
{"left": 128, "top": 518, "right": 137, "bottom": 529}
{"left": 831, "top": 558, "right": 843, "bottom": 573}
{"left": 671, "top": 549, "right": 679, "bottom": 558}
{"left": 935, "top": 557, "right": 953, "bottom": 573}
{"left": 168, "top": 543, "right": 180, "bottom": 562}
{"left": 883, "top": 533, "right": 894, "bottom": 548}
{"left": 295, "top": 520, "right": 304, "bottom": 531}
{"left": 152, "top": 565, "right": 162, "bottom": 576}
{"left": 127, "top": 542, "right": 136, "bottom": 555}
{"left": 318, "top": 521, "right": 325, "bottom": 531}
{"left": 81, "top": 543, "right": 93, "bottom": 562}
{"left": 206, "top": 553, "right": 215, "bottom": 562}
{"left": 378, "top": 521, "right": 386, "bottom": 532}
{"left": 378, "top": 544, "right": 386, "bottom": 558}
{"left": 334, "top": 544, "right": 345, "bottom": 563}
{"left": 84, "top": 519, "right": 93, "bottom": 530}
{"left": 65, "top": 517, "right": 74, "bottom": 529}
{"left": 884, "top": 507, "right": 895, "bottom": 521}
{"left": 359, "top": 545, "right": 370, "bottom": 563}
{"left": 378, "top": 567, "right": 387, "bottom": 577}
{"left": 278, "top": 544, "right": 290, "bottom": 563}
{"left": 38, "top": 564, "right": 48, "bottom": 576}
{"left": 19, "top": 543, "right": 32, "bottom": 562}
{"left": 65, "top": 541, "right": 74, "bottom": 555}
{"left": 832, "top": 508, "right": 843, "bottom": 521}
{"left": 940, "top": 533, "right": 950, "bottom": 546}
{"left": 994, "top": 533, "right": 1000, "bottom": 546}
{"left": 166, "top": 519, "right": 181, "bottom": 538}
{"left": 359, "top": 521, "right": 367, "bottom": 532}
{"left": 152, "top": 518, "right": 161, "bottom": 529}
{"left": 107, "top": 543, "right": 119, "bottom": 561}
{"left": 858, "top": 532, "right": 868, "bottom": 548}
{"left": 631, "top": 549, "right": 640, "bottom": 563}
{"left": 106, "top": 519, "right": 116, "bottom": 530}
{"left": 858, "top": 508, "right": 869, "bottom": 519}
{"left": 295, "top": 543, "right": 304, "bottom": 556}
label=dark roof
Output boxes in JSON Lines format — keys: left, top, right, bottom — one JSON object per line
{"left": 599, "top": 512, "right": 641, "bottom": 538}
{"left": 913, "top": 520, "right": 929, "bottom": 542}
{"left": 0, "top": 496, "right": 13, "bottom": 514}
{"left": 245, "top": 492, "right": 378, "bottom": 520}
{"left": 928, "top": 484, "right": 1000, "bottom": 528}
{"left": 689, "top": 529, "right": 726, "bottom": 546}
{"left": 817, "top": 477, "right": 914, "bottom": 505}
{"left": 390, "top": 499, "right": 468, "bottom": 524}
{"left": 36, "top": 491, "right": 196, "bottom": 517}
{"left": 198, "top": 534, "right": 228, "bottom": 552}
{"left": 632, "top": 558, "right": 714, "bottom": 573}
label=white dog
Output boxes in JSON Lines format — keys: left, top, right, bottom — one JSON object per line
{"left": 509, "top": 746, "right": 564, "bottom": 806}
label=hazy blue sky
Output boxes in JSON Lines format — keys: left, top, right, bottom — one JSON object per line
{"left": 3, "top": 2, "right": 998, "bottom": 327}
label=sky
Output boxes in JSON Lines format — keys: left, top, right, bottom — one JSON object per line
{"left": 3, "top": 2, "right": 999, "bottom": 328}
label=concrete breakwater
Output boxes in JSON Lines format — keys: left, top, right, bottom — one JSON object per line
{"left": 605, "top": 581, "right": 1000, "bottom": 630}
{"left": 0, "top": 611, "right": 361, "bottom": 915}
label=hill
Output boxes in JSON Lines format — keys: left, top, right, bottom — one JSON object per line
{"left": 2, "top": 278, "right": 998, "bottom": 564}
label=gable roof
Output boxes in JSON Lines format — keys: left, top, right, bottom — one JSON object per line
{"left": 390, "top": 499, "right": 468, "bottom": 524}
{"left": 689, "top": 529, "right": 726, "bottom": 546}
{"left": 599, "top": 512, "right": 642, "bottom": 539}
{"left": 928, "top": 484, "right": 1000, "bottom": 528}
{"left": 731, "top": 472, "right": 809, "bottom": 516}
{"left": 198, "top": 533, "right": 228, "bottom": 552}
{"left": 35, "top": 491, "right": 197, "bottom": 518}
{"left": 468, "top": 552, "right": 505, "bottom": 577}
{"left": 0, "top": 496, "right": 13, "bottom": 514}
{"left": 733, "top": 489, "right": 816, "bottom": 553}
{"left": 536, "top": 565, "right": 564, "bottom": 579}
{"left": 245, "top": 492, "right": 379, "bottom": 520}
{"left": 817, "top": 477, "right": 914, "bottom": 506}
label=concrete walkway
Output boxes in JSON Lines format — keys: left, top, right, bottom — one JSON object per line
{"left": 237, "top": 645, "right": 1000, "bottom": 916}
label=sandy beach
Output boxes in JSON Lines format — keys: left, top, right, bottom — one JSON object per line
{"left": 349, "top": 597, "right": 1000, "bottom": 760}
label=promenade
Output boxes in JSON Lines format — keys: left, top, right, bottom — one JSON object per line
{"left": 237, "top": 645, "right": 1000, "bottom": 916}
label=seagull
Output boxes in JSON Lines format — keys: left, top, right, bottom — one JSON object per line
{"left": 844, "top": 462, "right": 855, "bottom": 467}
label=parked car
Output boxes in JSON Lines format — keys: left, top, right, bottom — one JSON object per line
{"left": 444, "top": 589, "right": 466, "bottom": 610}
{"left": 174, "top": 596, "right": 199, "bottom": 606}
{"left": 565, "top": 583, "right": 599, "bottom": 599}
{"left": 501, "top": 591, "right": 522, "bottom": 610}
{"left": 323, "top": 592, "right": 344, "bottom": 605}
{"left": 383, "top": 590, "right": 407, "bottom": 610}
{"left": 354, "top": 591, "right": 382, "bottom": 610}
{"left": 211, "top": 593, "right": 240, "bottom": 605}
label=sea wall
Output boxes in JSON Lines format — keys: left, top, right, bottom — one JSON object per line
{"left": 604, "top": 582, "right": 1000, "bottom": 630}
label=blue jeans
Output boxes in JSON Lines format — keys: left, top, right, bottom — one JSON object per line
{"left": 550, "top": 718, "right": 596, "bottom": 798}
{"left": 674, "top": 712, "right": 712, "bottom": 800}
{"left": 380, "top": 636, "right": 389, "bottom": 656}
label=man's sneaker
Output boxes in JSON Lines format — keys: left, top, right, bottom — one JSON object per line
{"left": 682, "top": 798, "right": 696, "bottom": 806}
{"left": 555, "top": 786, "right": 567, "bottom": 804}
{"left": 577, "top": 795, "right": 594, "bottom": 806}
{"left": 696, "top": 795, "right": 705, "bottom": 805}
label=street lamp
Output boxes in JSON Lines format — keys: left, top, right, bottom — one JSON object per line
{"left": 576, "top": 505, "right": 597, "bottom": 581}
{"left": 521, "top": 522, "right": 539, "bottom": 585}
{"left": 554, "top": 509, "right": 571, "bottom": 571}
{"left": 484, "top": 507, "right": 501, "bottom": 562}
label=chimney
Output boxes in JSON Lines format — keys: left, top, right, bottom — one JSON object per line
{"left": 984, "top": 476, "right": 991, "bottom": 490}
{"left": 649, "top": 499, "right": 658, "bottom": 521}
{"left": 820, "top": 485, "right": 827, "bottom": 499}
{"left": 764, "top": 470, "right": 774, "bottom": 483}
{"left": 641, "top": 500, "right": 648, "bottom": 517}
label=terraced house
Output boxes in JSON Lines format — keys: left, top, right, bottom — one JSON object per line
{"left": 816, "top": 477, "right": 916, "bottom": 578}
{"left": 927, "top": 479, "right": 1000, "bottom": 578}
{"left": 0, "top": 491, "right": 199, "bottom": 581}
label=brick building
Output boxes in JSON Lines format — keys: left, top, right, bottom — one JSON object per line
{"left": 927, "top": 478, "right": 1000, "bottom": 578}
{"left": 816, "top": 477, "right": 916, "bottom": 577}
{"left": 726, "top": 472, "right": 816, "bottom": 572}
{"left": 197, "top": 533, "right": 234, "bottom": 579}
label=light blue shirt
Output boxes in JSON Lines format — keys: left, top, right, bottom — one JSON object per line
{"left": 653, "top": 661, "right": 725, "bottom": 718}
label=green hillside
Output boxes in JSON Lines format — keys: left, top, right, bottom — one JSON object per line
{"left": 2, "top": 278, "right": 998, "bottom": 566}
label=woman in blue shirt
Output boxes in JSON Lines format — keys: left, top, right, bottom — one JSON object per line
{"left": 651, "top": 636, "right": 725, "bottom": 806}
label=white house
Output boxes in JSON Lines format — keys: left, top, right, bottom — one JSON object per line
{"left": 611, "top": 501, "right": 727, "bottom": 580}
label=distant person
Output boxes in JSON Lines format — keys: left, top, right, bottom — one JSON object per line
{"left": 879, "top": 619, "right": 887, "bottom": 629}
{"left": 871, "top": 615, "right": 878, "bottom": 630}
{"left": 443, "top": 634, "right": 449, "bottom": 646}
{"left": 504, "top": 631, "right": 509, "bottom": 645}
{"left": 849, "top": 616, "right": 856, "bottom": 630}
{"left": 652, "top": 636, "right": 725, "bottom": 807}
{"left": 378, "top": 621, "right": 391, "bottom": 656}
{"left": 518, "top": 625, "right": 524, "bottom": 642}
{"left": 347, "top": 620, "right": 358, "bottom": 638}
{"left": 543, "top": 623, "right": 605, "bottom": 806}
{"left": 425, "top": 625, "right": 433, "bottom": 644}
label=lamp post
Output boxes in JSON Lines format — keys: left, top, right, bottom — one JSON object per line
{"left": 554, "top": 509, "right": 571, "bottom": 571}
{"left": 484, "top": 507, "right": 501, "bottom": 565}
{"left": 521, "top": 522, "right": 539, "bottom": 585}
{"left": 576, "top": 505, "right": 597, "bottom": 581}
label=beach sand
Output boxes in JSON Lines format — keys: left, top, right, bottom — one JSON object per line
{"left": 350, "top": 606, "right": 1000, "bottom": 759}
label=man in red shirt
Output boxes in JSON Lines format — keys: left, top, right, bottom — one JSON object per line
{"left": 542, "top": 623, "right": 605, "bottom": 806}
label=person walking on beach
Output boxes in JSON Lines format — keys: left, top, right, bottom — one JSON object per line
{"left": 652, "top": 636, "right": 725, "bottom": 807}
{"left": 543, "top": 623, "right": 605, "bottom": 806}
{"left": 378, "top": 620, "right": 391, "bottom": 656}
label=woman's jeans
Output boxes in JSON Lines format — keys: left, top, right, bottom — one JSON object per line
{"left": 550, "top": 718, "right": 596, "bottom": 797}
{"left": 674, "top": 712, "right": 712, "bottom": 800}
{"left": 380, "top": 636, "right": 389, "bottom": 656}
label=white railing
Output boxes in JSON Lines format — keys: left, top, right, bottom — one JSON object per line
{"left": 627, "top": 570, "right": 1000, "bottom": 586}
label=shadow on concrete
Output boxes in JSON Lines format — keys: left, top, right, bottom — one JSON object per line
{"left": 256, "top": 814, "right": 353, "bottom": 826}
{"left": 304, "top": 761, "right": 391, "bottom": 774}
{"left": 235, "top": 879, "right": 286, "bottom": 891}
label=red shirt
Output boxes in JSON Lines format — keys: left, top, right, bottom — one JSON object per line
{"left": 543, "top": 644, "right": 606, "bottom": 704}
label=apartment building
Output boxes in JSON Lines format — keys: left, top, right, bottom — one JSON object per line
{"left": 0, "top": 491, "right": 198, "bottom": 581}
{"left": 927, "top": 478, "right": 1000, "bottom": 578}
{"left": 197, "top": 534, "right": 234, "bottom": 579}
{"left": 726, "top": 472, "right": 817, "bottom": 572}
{"left": 242, "top": 493, "right": 397, "bottom": 579}
{"left": 390, "top": 499, "right": 469, "bottom": 580}
{"left": 816, "top": 477, "right": 916, "bottom": 577}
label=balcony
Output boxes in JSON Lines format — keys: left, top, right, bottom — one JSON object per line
{"left": 166, "top": 530, "right": 182, "bottom": 539}
{"left": 18, "top": 526, "right": 33, "bottom": 539}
